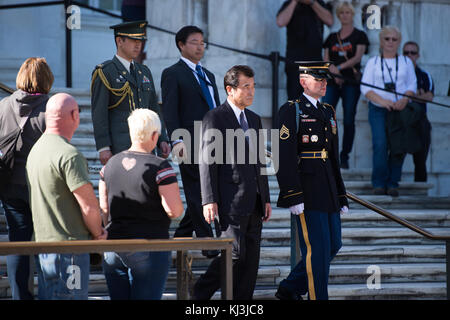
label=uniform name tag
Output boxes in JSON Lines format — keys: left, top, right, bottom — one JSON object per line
{"left": 301, "top": 119, "right": 316, "bottom": 122}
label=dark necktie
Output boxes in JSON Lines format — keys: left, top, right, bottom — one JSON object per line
{"left": 239, "top": 111, "right": 249, "bottom": 132}
{"left": 130, "top": 62, "right": 137, "bottom": 82}
{"left": 195, "top": 64, "right": 214, "bottom": 110}
{"left": 240, "top": 111, "right": 260, "bottom": 193}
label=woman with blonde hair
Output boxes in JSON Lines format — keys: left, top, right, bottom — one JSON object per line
{"left": 322, "top": 1, "right": 369, "bottom": 169}
{"left": 0, "top": 57, "right": 54, "bottom": 299}
{"left": 100, "top": 108, "right": 183, "bottom": 300}
{"left": 360, "top": 26, "right": 417, "bottom": 196}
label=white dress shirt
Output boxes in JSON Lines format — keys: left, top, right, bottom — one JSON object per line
{"left": 303, "top": 92, "right": 320, "bottom": 108}
{"left": 227, "top": 98, "right": 249, "bottom": 125}
{"left": 115, "top": 54, "right": 134, "bottom": 73}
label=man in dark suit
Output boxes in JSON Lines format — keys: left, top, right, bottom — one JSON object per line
{"left": 161, "top": 26, "right": 221, "bottom": 252}
{"left": 275, "top": 62, "right": 348, "bottom": 300}
{"left": 193, "top": 65, "right": 272, "bottom": 300}
{"left": 91, "top": 21, "right": 170, "bottom": 164}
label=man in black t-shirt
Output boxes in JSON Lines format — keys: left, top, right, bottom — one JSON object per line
{"left": 403, "top": 41, "right": 434, "bottom": 182}
{"left": 276, "top": 0, "right": 333, "bottom": 100}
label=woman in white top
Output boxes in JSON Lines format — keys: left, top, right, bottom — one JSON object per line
{"left": 360, "top": 26, "right": 416, "bottom": 197}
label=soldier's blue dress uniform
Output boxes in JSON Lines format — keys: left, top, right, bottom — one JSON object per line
{"left": 276, "top": 62, "right": 348, "bottom": 300}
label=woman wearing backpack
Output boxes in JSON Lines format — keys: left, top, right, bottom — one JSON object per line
{"left": 0, "top": 57, "right": 54, "bottom": 300}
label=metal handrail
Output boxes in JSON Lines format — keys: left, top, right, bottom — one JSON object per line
{"left": 346, "top": 191, "right": 450, "bottom": 300}
{"left": 346, "top": 191, "right": 450, "bottom": 241}
{"left": 290, "top": 191, "right": 450, "bottom": 299}
{"left": 0, "top": 237, "right": 234, "bottom": 300}
{"left": 0, "top": 82, "right": 14, "bottom": 95}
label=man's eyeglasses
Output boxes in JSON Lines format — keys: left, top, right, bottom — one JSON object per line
{"left": 384, "top": 37, "right": 398, "bottom": 42}
{"left": 186, "top": 41, "right": 207, "bottom": 48}
{"left": 403, "top": 51, "right": 418, "bottom": 56}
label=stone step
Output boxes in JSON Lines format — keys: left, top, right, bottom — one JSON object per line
{"left": 1, "top": 207, "right": 449, "bottom": 233}
{"left": 246, "top": 282, "right": 447, "bottom": 300}
{"left": 84, "top": 164, "right": 433, "bottom": 196}
{"left": 261, "top": 208, "right": 450, "bottom": 229}
{"left": 0, "top": 262, "right": 446, "bottom": 299}
{"left": 147, "top": 244, "right": 446, "bottom": 269}
{"left": 0, "top": 225, "right": 446, "bottom": 253}
{"left": 82, "top": 180, "right": 444, "bottom": 210}
{"left": 86, "top": 281, "right": 447, "bottom": 300}
{"left": 260, "top": 227, "right": 449, "bottom": 246}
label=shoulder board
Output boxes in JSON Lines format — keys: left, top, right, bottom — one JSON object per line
{"left": 323, "top": 102, "right": 335, "bottom": 112}
{"left": 287, "top": 99, "right": 300, "bottom": 105}
{"left": 95, "top": 60, "right": 113, "bottom": 70}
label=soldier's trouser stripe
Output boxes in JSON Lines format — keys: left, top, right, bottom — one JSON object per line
{"left": 299, "top": 212, "right": 316, "bottom": 300}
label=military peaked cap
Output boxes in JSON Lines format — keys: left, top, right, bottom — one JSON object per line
{"left": 110, "top": 20, "right": 148, "bottom": 40}
{"left": 297, "top": 61, "right": 333, "bottom": 80}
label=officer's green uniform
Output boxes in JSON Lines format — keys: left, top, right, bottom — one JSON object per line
{"left": 90, "top": 20, "right": 168, "bottom": 155}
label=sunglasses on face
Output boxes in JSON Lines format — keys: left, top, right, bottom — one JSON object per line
{"left": 384, "top": 37, "right": 398, "bottom": 42}
{"left": 403, "top": 51, "right": 418, "bottom": 55}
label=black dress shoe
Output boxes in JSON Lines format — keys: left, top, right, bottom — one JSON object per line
{"left": 373, "top": 187, "right": 386, "bottom": 195}
{"left": 387, "top": 188, "right": 399, "bottom": 197}
{"left": 202, "top": 250, "right": 220, "bottom": 258}
{"left": 340, "top": 160, "right": 349, "bottom": 169}
{"left": 275, "top": 286, "right": 302, "bottom": 300}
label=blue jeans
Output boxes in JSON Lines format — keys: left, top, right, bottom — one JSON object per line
{"left": 1, "top": 197, "right": 34, "bottom": 300}
{"left": 103, "top": 251, "right": 170, "bottom": 300}
{"left": 323, "top": 83, "right": 361, "bottom": 163}
{"left": 280, "top": 211, "right": 341, "bottom": 300}
{"left": 37, "top": 253, "right": 90, "bottom": 300}
{"left": 368, "top": 102, "right": 404, "bottom": 189}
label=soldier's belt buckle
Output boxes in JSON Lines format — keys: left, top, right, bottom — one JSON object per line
{"left": 321, "top": 149, "right": 327, "bottom": 161}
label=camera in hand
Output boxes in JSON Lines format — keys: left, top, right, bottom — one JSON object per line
{"left": 384, "top": 82, "right": 396, "bottom": 93}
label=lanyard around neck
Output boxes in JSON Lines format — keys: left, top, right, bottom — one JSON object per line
{"left": 381, "top": 54, "right": 398, "bottom": 85}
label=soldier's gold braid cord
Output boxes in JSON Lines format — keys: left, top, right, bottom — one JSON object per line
{"left": 91, "top": 68, "right": 135, "bottom": 111}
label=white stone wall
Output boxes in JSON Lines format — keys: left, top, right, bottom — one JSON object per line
{"left": 0, "top": 0, "right": 122, "bottom": 88}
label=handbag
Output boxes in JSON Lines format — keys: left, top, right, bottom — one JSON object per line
{"left": 336, "top": 32, "right": 362, "bottom": 82}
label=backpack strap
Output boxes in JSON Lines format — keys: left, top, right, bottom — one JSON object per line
{"left": 287, "top": 99, "right": 301, "bottom": 133}
{"left": 8, "top": 99, "right": 32, "bottom": 132}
